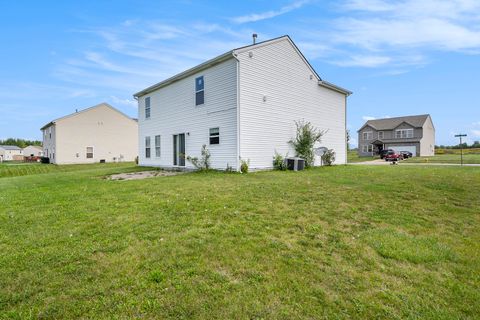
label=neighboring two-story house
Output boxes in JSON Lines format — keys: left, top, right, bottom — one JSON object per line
{"left": 134, "top": 35, "right": 351, "bottom": 171}
{"left": 0, "top": 145, "right": 23, "bottom": 161}
{"left": 357, "top": 114, "right": 435, "bottom": 157}
{"left": 40, "top": 103, "right": 138, "bottom": 164}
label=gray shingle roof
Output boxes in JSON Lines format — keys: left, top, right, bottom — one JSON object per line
{"left": 0, "top": 145, "right": 22, "bottom": 150}
{"left": 360, "top": 114, "right": 430, "bottom": 131}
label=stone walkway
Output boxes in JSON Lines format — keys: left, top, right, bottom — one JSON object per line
{"left": 108, "top": 170, "right": 185, "bottom": 181}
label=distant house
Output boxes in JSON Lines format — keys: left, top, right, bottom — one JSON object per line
{"left": 134, "top": 35, "right": 351, "bottom": 170}
{"left": 0, "top": 145, "right": 23, "bottom": 161}
{"left": 23, "top": 145, "right": 44, "bottom": 157}
{"left": 40, "top": 103, "right": 138, "bottom": 164}
{"left": 357, "top": 114, "right": 435, "bottom": 157}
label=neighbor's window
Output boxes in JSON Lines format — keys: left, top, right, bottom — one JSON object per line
{"left": 195, "top": 76, "right": 204, "bottom": 106}
{"left": 209, "top": 127, "right": 219, "bottom": 145}
{"left": 378, "top": 131, "right": 384, "bottom": 139}
{"left": 362, "top": 145, "right": 373, "bottom": 153}
{"left": 368, "top": 145, "right": 373, "bottom": 152}
{"left": 155, "top": 135, "right": 161, "bottom": 157}
{"left": 145, "top": 97, "right": 151, "bottom": 119}
{"left": 86, "top": 147, "right": 94, "bottom": 159}
{"left": 395, "top": 129, "right": 413, "bottom": 138}
{"left": 363, "top": 131, "right": 373, "bottom": 140}
{"left": 145, "top": 136, "right": 151, "bottom": 158}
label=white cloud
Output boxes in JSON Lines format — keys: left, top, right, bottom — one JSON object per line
{"left": 231, "top": 0, "right": 310, "bottom": 23}
{"left": 471, "top": 130, "right": 480, "bottom": 137}
{"left": 473, "top": 121, "right": 480, "bottom": 126}
{"left": 333, "top": 55, "right": 391, "bottom": 67}
{"left": 362, "top": 116, "right": 376, "bottom": 121}
{"left": 110, "top": 96, "right": 137, "bottom": 108}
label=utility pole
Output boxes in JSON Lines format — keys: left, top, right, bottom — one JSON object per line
{"left": 454, "top": 134, "right": 467, "bottom": 166}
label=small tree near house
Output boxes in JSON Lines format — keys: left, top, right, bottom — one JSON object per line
{"left": 288, "top": 120, "right": 326, "bottom": 167}
{"left": 186, "top": 144, "right": 211, "bottom": 170}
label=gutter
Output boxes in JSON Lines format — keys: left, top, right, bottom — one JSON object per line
{"left": 318, "top": 80, "right": 352, "bottom": 96}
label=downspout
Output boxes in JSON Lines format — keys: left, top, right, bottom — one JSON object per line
{"left": 345, "top": 95, "right": 348, "bottom": 164}
{"left": 232, "top": 51, "right": 241, "bottom": 171}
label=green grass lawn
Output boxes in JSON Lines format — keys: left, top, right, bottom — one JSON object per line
{"left": 1, "top": 164, "right": 479, "bottom": 319}
{"left": 0, "top": 162, "right": 145, "bottom": 178}
{"left": 404, "top": 153, "right": 480, "bottom": 164}
{"left": 347, "top": 150, "right": 377, "bottom": 163}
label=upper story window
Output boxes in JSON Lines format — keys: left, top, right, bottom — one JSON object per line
{"left": 155, "top": 135, "right": 161, "bottom": 157}
{"left": 395, "top": 128, "right": 413, "bottom": 138}
{"left": 362, "top": 131, "right": 373, "bottom": 140}
{"left": 145, "top": 136, "right": 151, "bottom": 158}
{"left": 378, "top": 131, "right": 384, "bottom": 139}
{"left": 195, "top": 76, "right": 204, "bottom": 106}
{"left": 145, "top": 97, "right": 151, "bottom": 119}
{"left": 209, "top": 127, "right": 219, "bottom": 145}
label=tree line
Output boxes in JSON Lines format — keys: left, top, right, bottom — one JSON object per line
{"left": 0, "top": 138, "right": 42, "bottom": 148}
{"left": 436, "top": 141, "right": 480, "bottom": 149}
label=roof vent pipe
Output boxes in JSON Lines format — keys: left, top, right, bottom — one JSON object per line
{"left": 252, "top": 33, "right": 257, "bottom": 44}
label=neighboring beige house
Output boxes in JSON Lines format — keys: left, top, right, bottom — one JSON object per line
{"left": 23, "top": 145, "right": 43, "bottom": 157}
{"left": 40, "top": 103, "right": 138, "bottom": 164}
{"left": 0, "top": 145, "right": 23, "bottom": 161}
{"left": 357, "top": 114, "right": 435, "bottom": 157}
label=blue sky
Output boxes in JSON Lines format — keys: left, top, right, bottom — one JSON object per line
{"left": 1, "top": 0, "right": 480, "bottom": 147}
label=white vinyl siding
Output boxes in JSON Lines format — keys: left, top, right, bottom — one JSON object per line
{"left": 138, "top": 58, "right": 238, "bottom": 169}
{"left": 237, "top": 38, "right": 347, "bottom": 167}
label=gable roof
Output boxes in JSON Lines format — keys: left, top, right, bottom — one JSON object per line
{"left": 0, "top": 145, "right": 22, "bottom": 150}
{"left": 23, "top": 145, "right": 43, "bottom": 150}
{"left": 358, "top": 114, "right": 431, "bottom": 132}
{"left": 133, "top": 35, "right": 351, "bottom": 98}
{"left": 40, "top": 102, "right": 137, "bottom": 130}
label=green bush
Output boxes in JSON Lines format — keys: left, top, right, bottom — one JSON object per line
{"left": 272, "top": 151, "right": 287, "bottom": 170}
{"left": 240, "top": 159, "right": 249, "bottom": 173}
{"left": 321, "top": 149, "right": 336, "bottom": 166}
{"left": 289, "top": 120, "right": 326, "bottom": 167}
{"left": 187, "top": 145, "right": 211, "bottom": 170}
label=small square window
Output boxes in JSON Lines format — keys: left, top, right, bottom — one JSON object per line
{"left": 209, "top": 127, "right": 219, "bottom": 145}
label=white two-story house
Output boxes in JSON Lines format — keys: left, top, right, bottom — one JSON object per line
{"left": 134, "top": 35, "right": 351, "bottom": 170}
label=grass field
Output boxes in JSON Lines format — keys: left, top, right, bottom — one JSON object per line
{"left": 347, "top": 150, "right": 376, "bottom": 163}
{"left": 1, "top": 164, "right": 479, "bottom": 319}
{"left": 404, "top": 153, "right": 480, "bottom": 164}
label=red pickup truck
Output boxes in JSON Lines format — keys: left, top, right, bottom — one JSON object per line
{"left": 384, "top": 150, "right": 403, "bottom": 161}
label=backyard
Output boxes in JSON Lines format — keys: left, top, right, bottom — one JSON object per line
{"left": 1, "top": 163, "right": 479, "bottom": 319}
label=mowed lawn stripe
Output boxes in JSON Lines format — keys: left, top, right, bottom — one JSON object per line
{"left": 0, "top": 165, "right": 479, "bottom": 319}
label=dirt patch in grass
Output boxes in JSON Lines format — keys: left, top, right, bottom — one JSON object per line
{"left": 108, "top": 170, "right": 184, "bottom": 180}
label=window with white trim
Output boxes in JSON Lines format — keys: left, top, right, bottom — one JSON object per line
{"left": 86, "top": 147, "right": 94, "bottom": 159}
{"left": 363, "top": 131, "right": 373, "bottom": 140}
{"left": 195, "top": 76, "right": 204, "bottom": 106}
{"left": 362, "top": 145, "right": 373, "bottom": 153}
{"left": 145, "top": 136, "right": 151, "bottom": 158}
{"left": 145, "top": 97, "right": 151, "bottom": 119}
{"left": 209, "top": 127, "right": 219, "bottom": 145}
{"left": 378, "top": 131, "right": 384, "bottom": 139}
{"left": 155, "top": 135, "right": 161, "bottom": 157}
{"left": 395, "top": 129, "right": 413, "bottom": 138}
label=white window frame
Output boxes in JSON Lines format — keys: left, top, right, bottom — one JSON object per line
{"left": 86, "top": 146, "right": 94, "bottom": 159}
{"left": 155, "top": 135, "right": 161, "bottom": 157}
{"left": 378, "top": 131, "right": 384, "bottom": 139}
{"left": 362, "top": 144, "right": 373, "bottom": 153}
{"left": 209, "top": 127, "right": 220, "bottom": 145}
{"left": 145, "top": 97, "right": 151, "bottom": 119}
{"left": 363, "top": 131, "right": 373, "bottom": 140}
{"left": 395, "top": 128, "right": 414, "bottom": 139}
{"left": 195, "top": 76, "right": 204, "bottom": 106}
{"left": 145, "top": 136, "right": 151, "bottom": 158}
